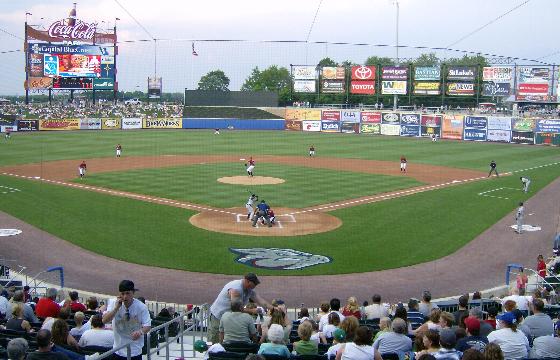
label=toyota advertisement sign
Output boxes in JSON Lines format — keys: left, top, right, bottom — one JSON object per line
{"left": 351, "top": 66, "right": 376, "bottom": 80}
{"left": 351, "top": 81, "right": 375, "bottom": 95}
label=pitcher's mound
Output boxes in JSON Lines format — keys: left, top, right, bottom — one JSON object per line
{"left": 218, "top": 176, "right": 285, "bottom": 185}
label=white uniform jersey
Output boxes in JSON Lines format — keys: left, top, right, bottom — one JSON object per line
{"left": 247, "top": 196, "right": 255, "bottom": 206}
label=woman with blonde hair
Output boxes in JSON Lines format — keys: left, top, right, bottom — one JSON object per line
{"left": 339, "top": 315, "right": 359, "bottom": 342}
{"left": 342, "top": 297, "right": 361, "bottom": 319}
{"left": 6, "top": 304, "right": 33, "bottom": 333}
{"left": 414, "top": 308, "right": 442, "bottom": 336}
{"left": 259, "top": 307, "right": 291, "bottom": 344}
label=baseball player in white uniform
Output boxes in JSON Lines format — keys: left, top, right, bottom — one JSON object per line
{"left": 520, "top": 176, "right": 531, "bottom": 193}
{"left": 246, "top": 157, "right": 255, "bottom": 177}
{"left": 515, "top": 202, "right": 525, "bottom": 234}
{"left": 246, "top": 194, "right": 258, "bottom": 220}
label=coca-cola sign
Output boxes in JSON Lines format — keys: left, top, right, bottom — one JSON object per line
{"left": 48, "top": 19, "right": 97, "bottom": 40}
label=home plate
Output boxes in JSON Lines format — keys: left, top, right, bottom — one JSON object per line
{"left": 510, "top": 224, "right": 541, "bottom": 232}
{"left": 34, "top": 176, "right": 41, "bottom": 179}
{"left": 452, "top": 180, "right": 460, "bottom": 183}
{"left": 240, "top": 158, "right": 246, "bottom": 161}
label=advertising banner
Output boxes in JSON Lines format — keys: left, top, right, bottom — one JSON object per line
{"left": 441, "top": 115, "right": 464, "bottom": 140}
{"left": 55, "top": 54, "right": 102, "bottom": 78}
{"left": 39, "top": 119, "right": 80, "bottom": 130}
{"left": 360, "top": 111, "right": 382, "bottom": 123}
{"left": 321, "top": 80, "right": 344, "bottom": 93}
{"left": 512, "top": 131, "right": 534, "bottom": 145}
{"left": 447, "top": 82, "right": 475, "bottom": 96}
{"left": 400, "top": 113, "right": 421, "bottom": 125}
{"left": 382, "top": 66, "right": 408, "bottom": 80}
{"left": 93, "top": 78, "right": 115, "bottom": 90}
{"left": 321, "top": 121, "right": 340, "bottom": 132}
{"left": 322, "top": 67, "right": 345, "bottom": 80}
{"left": 535, "top": 119, "right": 560, "bottom": 133}
{"left": 0, "top": 126, "right": 17, "bottom": 133}
{"left": 293, "top": 80, "right": 316, "bottom": 93}
{"left": 26, "top": 22, "right": 116, "bottom": 44}
{"left": 143, "top": 118, "right": 182, "bottom": 129}
{"left": 421, "top": 126, "right": 440, "bottom": 137}
{"left": 487, "top": 129, "right": 511, "bottom": 142}
{"left": 463, "top": 128, "right": 487, "bottom": 141}
{"left": 518, "top": 67, "right": 550, "bottom": 83}
{"left": 414, "top": 67, "right": 440, "bottom": 81}
{"left": 321, "top": 110, "right": 340, "bottom": 121}
{"left": 285, "top": 120, "right": 303, "bottom": 131}
{"left": 285, "top": 109, "right": 321, "bottom": 121}
{"left": 517, "top": 83, "right": 548, "bottom": 95}
{"left": 464, "top": 116, "right": 487, "bottom": 129}
{"left": 360, "top": 123, "right": 380, "bottom": 134}
{"left": 421, "top": 114, "right": 442, "bottom": 127}
{"left": 147, "top": 77, "right": 162, "bottom": 98}
{"left": 380, "top": 124, "right": 400, "bottom": 136}
{"left": 382, "top": 112, "right": 400, "bottom": 124}
{"left": 29, "top": 53, "right": 44, "bottom": 77}
{"left": 482, "top": 82, "right": 510, "bottom": 96}
{"left": 28, "top": 43, "right": 114, "bottom": 56}
{"left": 341, "top": 111, "right": 360, "bottom": 123}
{"left": 341, "top": 122, "right": 360, "bottom": 134}
{"left": 512, "top": 118, "right": 535, "bottom": 132}
{"left": 25, "top": 77, "right": 53, "bottom": 89}
{"left": 487, "top": 117, "right": 512, "bottom": 131}
{"left": 381, "top": 81, "right": 407, "bottom": 95}
{"left": 413, "top": 82, "right": 440, "bottom": 95}
{"left": 53, "top": 77, "right": 93, "bottom": 89}
{"left": 293, "top": 66, "right": 316, "bottom": 80}
{"left": 400, "top": 125, "right": 420, "bottom": 137}
{"left": 515, "top": 94, "right": 550, "bottom": 102}
{"left": 79, "top": 118, "right": 101, "bottom": 130}
{"left": 535, "top": 132, "right": 560, "bottom": 145}
{"left": 482, "top": 66, "right": 513, "bottom": 82}
{"left": 122, "top": 118, "right": 142, "bottom": 129}
{"left": 302, "top": 121, "right": 321, "bottom": 132}
{"left": 447, "top": 66, "right": 476, "bottom": 81}
{"left": 101, "top": 118, "right": 121, "bottom": 130}
{"left": 350, "top": 81, "right": 375, "bottom": 95}
{"left": 17, "top": 120, "right": 39, "bottom": 131}
{"left": 351, "top": 66, "right": 376, "bottom": 80}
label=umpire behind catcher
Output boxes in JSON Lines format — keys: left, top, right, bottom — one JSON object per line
{"left": 252, "top": 200, "right": 272, "bottom": 227}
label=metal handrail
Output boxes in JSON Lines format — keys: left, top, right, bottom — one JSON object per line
{"left": 89, "top": 341, "right": 134, "bottom": 360}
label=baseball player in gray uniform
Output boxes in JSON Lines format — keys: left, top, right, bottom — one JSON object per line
{"left": 515, "top": 202, "right": 525, "bottom": 234}
{"left": 520, "top": 176, "right": 531, "bottom": 193}
{"left": 245, "top": 194, "right": 258, "bottom": 220}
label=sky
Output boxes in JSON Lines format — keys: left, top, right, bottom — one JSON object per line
{"left": 0, "top": 0, "right": 558, "bottom": 95}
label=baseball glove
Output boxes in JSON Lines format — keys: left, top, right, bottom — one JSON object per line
{"left": 244, "top": 163, "right": 247, "bottom": 167}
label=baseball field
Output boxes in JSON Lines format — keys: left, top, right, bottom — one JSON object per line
{"left": 0, "top": 129, "right": 559, "bottom": 278}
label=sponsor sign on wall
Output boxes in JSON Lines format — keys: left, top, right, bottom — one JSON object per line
{"left": 447, "top": 82, "right": 475, "bottom": 96}
{"left": 517, "top": 83, "right": 548, "bottom": 95}
{"left": 382, "top": 112, "right": 400, "bottom": 124}
{"left": 447, "top": 66, "right": 476, "bottom": 81}
{"left": 321, "top": 80, "right": 344, "bottom": 93}
{"left": 79, "top": 118, "right": 101, "bottom": 130}
{"left": 293, "top": 66, "right": 316, "bottom": 80}
{"left": 341, "top": 111, "right": 360, "bottom": 123}
{"left": 341, "top": 122, "right": 360, "bottom": 134}
{"left": 142, "top": 118, "right": 182, "bottom": 129}
{"left": 464, "top": 116, "right": 488, "bottom": 129}
{"left": 421, "top": 114, "right": 442, "bottom": 127}
{"left": 400, "top": 125, "right": 420, "bottom": 137}
{"left": 487, "top": 117, "right": 512, "bottom": 131}
{"left": 380, "top": 124, "right": 400, "bottom": 136}
{"left": 482, "top": 67, "right": 513, "bottom": 82}
{"left": 535, "top": 119, "right": 560, "bottom": 133}
{"left": 413, "top": 82, "right": 440, "bottom": 95}
{"left": 39, "top": 119, "right": 80, "bottom": 130}
{"left": 463, "top": 128, "right": 487, "bottom": 141}
{"left": 518, "top": 67, "right": 550, "bottom": 83}
{"left": 322, "top": 67, "right": 345, "bottom": 80}
{"left": 512, "top": 131, "right": 534, "bottom": 145}
{"left": 350, "top": 81, "right": 375, "bottom": 95}
{"left": 487, "top": 129, "right": 511, "bottom": 142}
{"left": 360, "top": 123, "right": 380, "bottom": 134}
{"left": 512, "top": 118, "right": 535, "bottom": 132}
{"left": 17, "top": 120, "right": 39, "bottom": 131}
{"left": 535, "top": 132, "right": 560, "bottom": 145}
{"left": 285, "top": 120, "right": 303, "bottom": 131}
{"left": 122, "top": 118, "right": 142, "bottom": 129}
{"left": 382, "top": 66, "right": 408, "bottom": 80}
{"left": 351, "top": 66, "right": 376, "bottom": 80}
{"left": 381, "top": 81, "right": 407, "bottom": 95}
{"left": 302, "top": 121, "right": 321, "bottom": 132}
{"left": 285, "top": 109, "right": 321, "bottom": 121}
{"left": 400, "top": 113, "right": 420, "bottom": 125}
{"left": 421, "top": 126, "right": 440, "bottom": 137}
{"left": 441, "top": 115, "right": 464, "bottom": 140}
{"left": 0, "top": 126, "right": 17, "bottom": 133}
{"left": 360, "top": 111, "right": 381, "bottom": 123}
{"left": 93, "top": 78, "right": 115, "bottom": 90}
{"left": 293, "top": 80, "right": 316, "bottom": 93}
{"left": 482, "top": 82, "right": 510, "bottom": 96}
{"left": 25, "top": 77, "right": 53, "bottom": 89}
{"left": 321, "top": 110, "right": 340, "bottom": 121}
{"left": 321, "top": 121, "right": 340, "bottom": 132}
{"left": 101, "top": 118, "right": 121, "bottom": 130}
{"left": 414, "top": 67, "right": 440, "bottom": 81}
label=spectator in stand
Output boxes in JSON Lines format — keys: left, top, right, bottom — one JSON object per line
{"left": 407, "top": 298, "right": 426, "bottom": 322}
{"left": 483, "top": 343, "right": 504, "bottom": 360}
{"left": 323, "top": 312, "right": 341, "bottom": 339}
{"left": 51, "top": 319, "right": 80, "bottom": 351}
{"left": 503, "top": 300, "right": 516, "bottom": 313}
{"left": 293, "top": 320, "right": 318, "bottom": 355}
{"left": 516, "top": 269, "right": 528, "bottom": 292}
{"left": 27, "top": 329, "right": 70, "bottom": 360}
{"left": 42, "top": 306, "right": 71, "bottom": 331}
{"left": 6, "top": 304, "right": 33, "bottom": 333}
{"left": 22, "top": 286, "right": 31, "bottom": 303}
{"left": 85, "top": 297, "right": 99, "bottom": 313}
{"left": 502, "top": 288, "right": 531, "bottom": 312}
{"left": 364, "top": 294, "right": 389, "bottom": 320}
{"left": 259, "top": 307, "right": 291, "bottom": 344}
{"left": 6, "top": 290, "right": 39, "bottom": 323}
{"left": 326, "top": 328, "right": 347, "bottom": 359}
{"left": 342, "top": 296, "right": 361, "bottom": 319}
{"left": 470, "top": 307, "right": 494, "bottom": 337}
{"left": 336, "top": 326, "right": 382, "bottom": 360}
{"left": 339, "top": 315, "right": 359, "bottom": 342}
{"left": 432, "top": 328, "right": 462, "bottom": 360}
{"left": 373, "top": 317, "right": 391, "bottom": 341}
{"left": 296, "top": 307, "right": 310, "bottom": 323}
{"left": 78, "top": 314, "right": 114, "bottom": 348}
{"left": 419, "top": 329, "right": 440, "bottom": 356}
{"left": 219, "top": 298, "right": 257, "bottom": 344}
{"left": 453, "top": 294, "right": 470, "bottom": 325}
{"left": 7, "top": 338, "right": 29, "bottom": 360}
{"left": 373, "top": 318, "right": 412, "bottom": 353}
{"left": 68, "top": 292, "right": 86, "bottom": 313}
{"left": 456, "top": 316, "right": 488, "bottom": 352}
{"left": 415, "top": 308, "right": 442, "bottom": 336}
{"left": 35, "top": 288, "right": 61, "bottom": 319}
{"left": 530, "top": 335, "right": 560, "bottom": 358}
{"left": 485, "top": 306, "right": 498, "bottom": 329}
{"left": 487, "top": 312, "right": 529, "bottom": 359}
{"left": 394, "top": 304, "right": 414, "bottom": 335}
{"left": 419, "top": 291, "right": 439, "bottom": 317}
{"left": 69, "top": 312, "right": 89, "bottom": 338}
{"left": 0, "top": 289, "right": 8, "bottom": 318}
{"left": 439, "top": 312, "right": 454, "bottom": 330}
{"left": 315, "top": 301, "right": 330, "bottom": 323}
{"left": 319, "top": 298, "right": 345, "bottom": 331}
{"left": 257, "top": 324, "right": 291, "bottom": 357}
{"left": 472, "top": 291, "right": 482, "bottom": 301}
{"left": 537, "top": 254, "right": 547, "bottom": 280}
{"left": 309, "top": 319, "right": 327, "bottom": 344}
{"left": 523, "top": 298, "right": 554, "bottom": 337}
{"left": 462, "top": 348, "right": 484, "bottom": 360}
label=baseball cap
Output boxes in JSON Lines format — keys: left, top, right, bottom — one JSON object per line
{"left": 193, "top": 339, "right": 208, "bottom": 352}
{"left": 244, "top": 273, "right": 260, "bottom": 285}
{"left": 118, "top": 280, "right": 138, "bottom": 292}
{"left": 333, "top": 328, "right": 346, "bottom": 342}
{"left": 463, "top": 316, "right": 480, "bottom": 332}
{"left": 439, "top": 328, "right": 456, "bottom": 346}
{"left": 497, "top": 312, "right": 517, "bottom": 325}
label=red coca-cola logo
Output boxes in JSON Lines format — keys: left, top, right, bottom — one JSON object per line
{"left": 47, "top": 19, "right": 97, "bottom": 40}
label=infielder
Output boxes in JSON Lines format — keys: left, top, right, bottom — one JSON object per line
{"left": 116, "top": 144, "right": 122, "bottom": 158}
{"left": 488, "top": 160, "right": 499, "bottom": 177}
{"left": 245, "top": 193, "right": 258, "bottom": 220}
{"left": 400, "top": 155, "right": 407, "bottom": 173}
{"left": 78, "top": 161, "right": 87, "bottom": 179}
{"left": 245, "top": 157, "right": 255, "bottom": 177}
{"left": 515, "top": 202, "right": 524, "bottom": 234}
{"left": 309, "top": 145, "right": 315, "bottom": 157}
{"left": 520, "top": 176, "right": 531, "bottom": 193}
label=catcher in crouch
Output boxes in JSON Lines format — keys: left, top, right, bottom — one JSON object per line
{"left": 252, "top": 200, "right": 272, "bottom": 227}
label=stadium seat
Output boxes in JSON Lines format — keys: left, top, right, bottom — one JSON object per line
{"left": 79, "top": 345, "right": 112, "bottom": 355}
{"left": 262, "top": 354, "right": 289, "bottom": 360}
{"left": 380, "top": 353, "right": 400, "bottom": 360}
{"left": 209, "top": 351, "right": 248, "bottom": 360}
{"left": 222, "top": 341, "right": 259, "bottom": 354}
{"left": 317, "top": 343, "right": 330, "bottom": 355}
{"left": 292, "top": 355, "right": 327, "bottom": 360}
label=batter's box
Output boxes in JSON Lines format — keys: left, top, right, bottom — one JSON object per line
{"left": 478, "top": 187, "right": 519, "bottom": 200}
{"left": 235, "top": 213, "right": 297, "bottom": 229}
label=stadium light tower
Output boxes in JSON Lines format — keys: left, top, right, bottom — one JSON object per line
{"left": 393, "top": 0, "right": 399, "bottom": 111}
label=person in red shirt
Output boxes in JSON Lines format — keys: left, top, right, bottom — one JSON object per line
{"left": 78, "top": 161, "right": 87, "bottom": 179}
{"left": 35, "top": 288, "right": 61, "bottom": 319}
{"left": 537, "top": 254, "right": 547, "bottom": 280}
{"left": 69, "top": 290, "right": 86, "bottom": 312}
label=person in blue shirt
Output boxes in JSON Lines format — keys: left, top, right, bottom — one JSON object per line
{"left": 252, "top": 200, "right": 272, "bottom": 228}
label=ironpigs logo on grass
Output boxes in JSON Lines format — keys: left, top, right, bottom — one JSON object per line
{"left": 230, "top": 248, "right": 332, "bottom": 270}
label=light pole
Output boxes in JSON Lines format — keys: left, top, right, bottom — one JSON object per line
{"left": 393, "top": 0, "right": 399, "bottom": 111}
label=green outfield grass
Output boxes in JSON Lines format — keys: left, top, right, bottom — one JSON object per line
{"left": 78, "top": 163, "right": 423, "bottom": 208}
